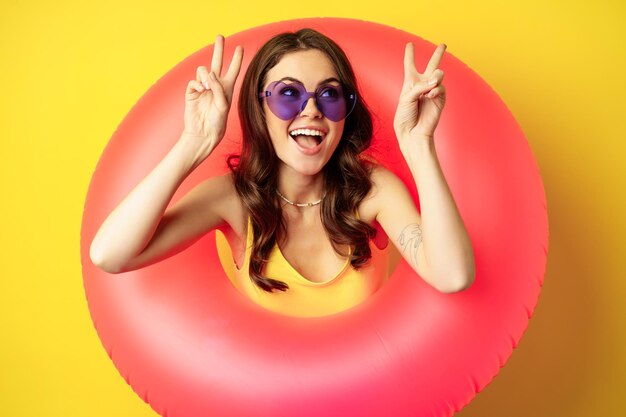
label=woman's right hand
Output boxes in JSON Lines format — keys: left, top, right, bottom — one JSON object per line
{"left": 183, "top": 35, "right": 244, "bottom": 148}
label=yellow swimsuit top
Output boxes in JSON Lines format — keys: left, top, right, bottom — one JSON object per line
{"left": 217, "top": 216, "right": 391, "bottom": 318}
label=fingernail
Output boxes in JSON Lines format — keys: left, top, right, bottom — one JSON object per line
{"left": 203, "top": 81, "right": 209, "bottom": 89}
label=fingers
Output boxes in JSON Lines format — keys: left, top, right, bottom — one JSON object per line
{"left": 196, "top": 66, "right": 210, "bottom": 89}
{"left": 424, "top": 84, "right": 445, "bottom": 99}
{"left": 403, "top": 42, "right": 446, "bottom": 90}
{"left": 211, "top": 35, "right": 224, "bottom": 77}
{"left": 403, "top": 42, "right": 418, "bottom": 80}
{"left": 427, "top": 69, "right": 444, "bottom": 87}
{"left": 189, "top": 69, "right": 229, "bottom": 109}
{"left": 207, "top": 71, "right": 228, "bottom": 110}
{"left": 425, "top": 43, "right": 446, "bottom": 75}
{"left": 192, "top": 36, "right": 243, "bottom": 103}
{"left": 404, "top": 42, "right": 446, "bottom": 76}
{"left": 201, "top": 36, "right": 244, "bottom": 87}
{"left": 403, "top": 69, "right": 444, "bottom": 102}
{"left": 186, "top": 79, "right": 206, "bottom": 95}
{"left": 224, "top": 45, "right": 244, "bottom": 85}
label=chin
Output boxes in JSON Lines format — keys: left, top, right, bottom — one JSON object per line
{"left": 284, "top": 159, "right": 327, "bottom": 177}
{"left": 274, "top": 138, "right": 337, "bottom": 177}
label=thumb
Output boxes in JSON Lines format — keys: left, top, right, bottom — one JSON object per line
{"left": 402, "top": 76, "right": 438, "bottom": 103}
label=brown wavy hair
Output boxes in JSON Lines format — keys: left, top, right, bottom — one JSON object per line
{"left": 227, "top": 28, "right": 376, "bottom": 293}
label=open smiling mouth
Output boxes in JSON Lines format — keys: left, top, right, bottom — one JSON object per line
{"left": 289, "top": 128, "right": 326, "bottom": 152}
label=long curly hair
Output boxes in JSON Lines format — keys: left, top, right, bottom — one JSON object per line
{"left": 227, "top": 28, "right": 376, "bottom": 293}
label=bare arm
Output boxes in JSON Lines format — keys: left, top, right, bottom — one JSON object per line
{"left": 89, "top": 133, "right": 222, "bottom": 273}
{"left": 90, "top": 34, "right": 244, "bottom": 273}
{"left": 373, "top": 159, "right": 474, "bottom": 293}
{"left": 383, "top": 41, "right": 474, "bottom": 293}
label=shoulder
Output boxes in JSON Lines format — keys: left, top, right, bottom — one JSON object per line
{"left": 359, "top": 164, "right": 415, "bottom": 222}
{"left": 369, "top": 164, "right": 402, "bottom": 187}
{"left": 194, "top": 172, "right": 238, "bottom": 202}
{"left": 357, "top": 164, "right": 406, "bottom": 222}
{"left": 368, "top": 164, "right": 411, "bottom": 204}
{"left": 371, "top": 164, "right": 413, "bottom": 200}
{"left": 193, "top": 172, "right": 247, "bottom": 234}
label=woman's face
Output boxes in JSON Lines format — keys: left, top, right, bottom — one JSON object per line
{"left": 262, "top": 49, "right": 346, "bottom": 177}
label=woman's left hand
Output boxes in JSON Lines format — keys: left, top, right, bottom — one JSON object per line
{"left": 393, "top": 43, "right": 447, "bottom": 144}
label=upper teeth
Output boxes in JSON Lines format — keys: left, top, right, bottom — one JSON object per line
{"left": 289, "top": 128, "right": 324, "bottom": 137}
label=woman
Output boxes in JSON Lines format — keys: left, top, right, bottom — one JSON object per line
{"left": 90, "top": 29, "right": 475, "bottom": 317}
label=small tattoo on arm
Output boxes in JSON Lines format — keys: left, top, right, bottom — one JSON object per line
{"left": 397, "top": 223, "right": 423, "bottom": 267}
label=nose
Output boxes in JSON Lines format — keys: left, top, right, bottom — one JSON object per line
{"left": 299, "top": 96, "right": 323, "bottom": 118}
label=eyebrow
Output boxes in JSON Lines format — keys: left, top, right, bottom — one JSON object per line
{"left": 277, "top": 76, "right": 341, "bottom": 86}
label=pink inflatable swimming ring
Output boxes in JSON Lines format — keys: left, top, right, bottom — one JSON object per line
{"left": 81, "top": 17, "right": 548, "bottom": 417}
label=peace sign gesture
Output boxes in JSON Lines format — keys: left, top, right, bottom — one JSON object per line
{"left": 183, "top": 35, "right": 244, "bottom": 150}
{"left": 393, "top": 42, "right": 447, "bottom": 144}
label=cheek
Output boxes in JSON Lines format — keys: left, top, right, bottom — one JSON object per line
{"left": 264, "top": 107, "right": 289, "bottom": 138}
{"left": 267, "top": 122, "right": 288, "bottom": 145}
{"left": 266, "top": 124, "right": 292, "bottom": 161}
{"left": 329, "top": 122, "right": 345, "bottom": 145}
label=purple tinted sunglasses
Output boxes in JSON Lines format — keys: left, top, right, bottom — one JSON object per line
{"left": 258, "top": 81, "right": 357, "bottom": 122}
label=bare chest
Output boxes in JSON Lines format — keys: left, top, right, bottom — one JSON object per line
{"left": 225, "top": 201, "right": 385, "bottom": 283}
{"left": 278, "top": 224, "right": 350, "bottom": 283}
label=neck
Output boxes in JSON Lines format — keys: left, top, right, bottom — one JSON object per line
{"left": 277, "top": 165, "right": 325, "bottom": 205}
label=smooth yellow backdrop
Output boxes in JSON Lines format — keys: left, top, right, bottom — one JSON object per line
{"left": 1, "top": 1, "right": 624, "bottom": 416}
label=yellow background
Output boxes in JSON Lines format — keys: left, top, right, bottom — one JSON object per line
{"left": 1, "top": 0, "right": 625, "bottom": 416}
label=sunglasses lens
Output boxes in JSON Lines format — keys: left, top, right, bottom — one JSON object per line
{"left": 316, "top": 85, "right": 348, "bottom": 122}
{"left": 265, "top": 82, "right": 305, "bottom": 120}
{"left": 264, "top": 82, "right": 356, "bottom": 122}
